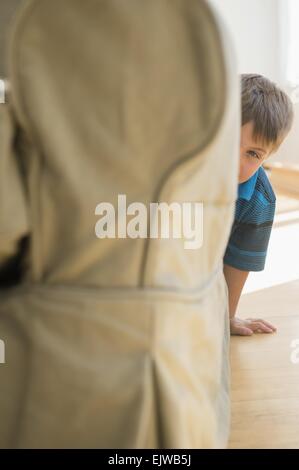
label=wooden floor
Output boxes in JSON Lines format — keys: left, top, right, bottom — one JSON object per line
{"left": 228, "top": 194, "right": 299, "bottom": 449}
{"left": 229, "top": 280, "right": 299, "bottom": 448}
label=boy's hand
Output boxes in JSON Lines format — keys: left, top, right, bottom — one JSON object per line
{"left": 230, "top": 317, "right": 277, "bottom": 336}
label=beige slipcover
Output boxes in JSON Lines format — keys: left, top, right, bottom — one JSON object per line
{"left": 0, "top": 0, "right": 239, "bottom": 448}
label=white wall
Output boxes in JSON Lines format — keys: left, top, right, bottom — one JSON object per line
{"left": 210, "top": 0, "right": 281, "bottom": 82}
{"left": 210, "top": 0, "right": 299, "bottom": 165}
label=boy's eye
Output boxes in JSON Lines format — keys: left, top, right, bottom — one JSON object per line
{"left": 247, "top": 150, "right": 260, "bottom": 159}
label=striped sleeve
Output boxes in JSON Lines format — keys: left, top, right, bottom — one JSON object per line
{"left": 224, "top": 170, "right": 276, "bottom": 272}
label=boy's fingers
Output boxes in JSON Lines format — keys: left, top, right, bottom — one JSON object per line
{"left": 247, "top": 321, "right": 273, "bottom": 333}
{"left": 246, "top": 318, "right": 277, "bottom": 331}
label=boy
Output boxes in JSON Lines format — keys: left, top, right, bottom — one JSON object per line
{"left": 224, "top": 74, "right": 294, "bottom": 336}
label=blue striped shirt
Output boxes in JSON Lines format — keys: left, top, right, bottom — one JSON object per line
{"left": 224, "top": 166, "right": 276, "bottom": 272}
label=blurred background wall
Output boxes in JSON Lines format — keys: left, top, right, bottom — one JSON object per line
{"left": 211, "top": 0, "right": 281, "bottom": 82}
{"left": 211, "top": 0, "right": 299, "bottom": 166}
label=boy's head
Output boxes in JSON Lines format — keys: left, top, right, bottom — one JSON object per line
{"left": 239, "top": 74, "right": 294, "bottom": 183}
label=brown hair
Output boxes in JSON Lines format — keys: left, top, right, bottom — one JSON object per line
{"left": 241, "top": 74, "right": 294, "bottom": 151}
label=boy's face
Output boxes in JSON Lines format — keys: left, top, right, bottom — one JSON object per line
{"left": 239, "top": 121, "right": 273, "bottom": 183}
